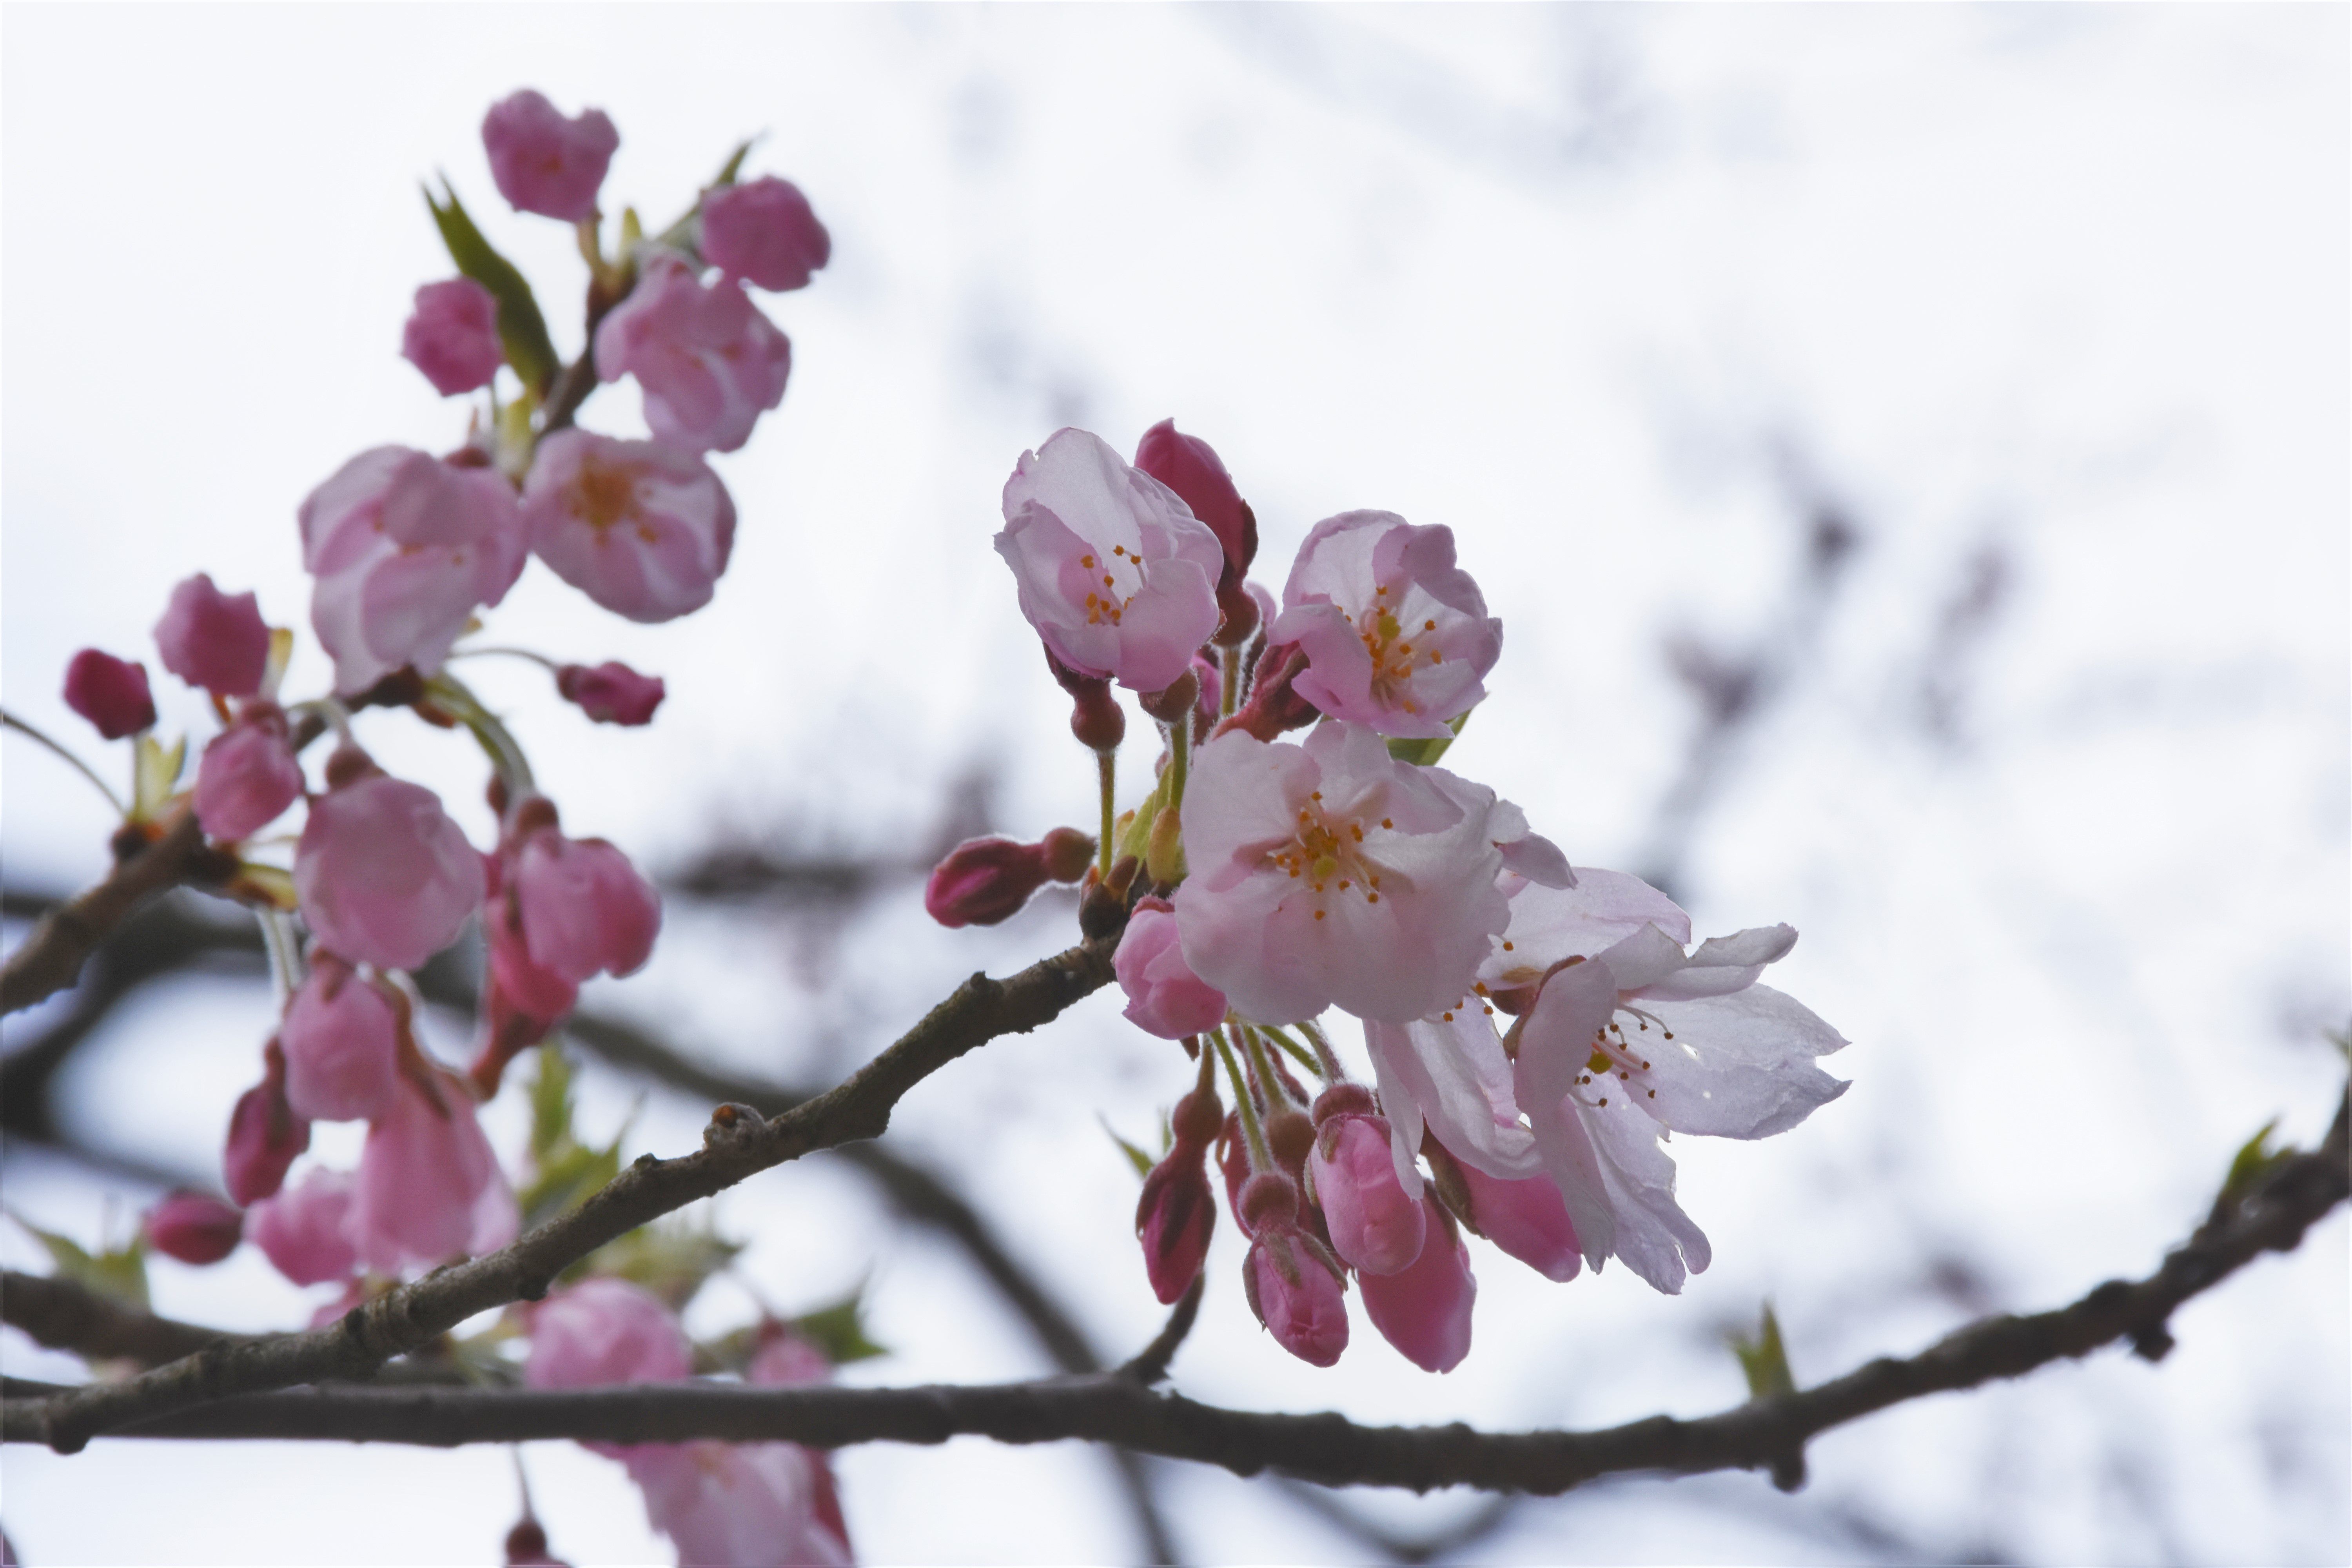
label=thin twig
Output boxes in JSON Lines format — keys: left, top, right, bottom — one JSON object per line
{"left": 0, "top": 809, "right": 208, "bottom": 1016}
{"left": 1118, "top": 1276, "right": 1205, "bottom": 1387}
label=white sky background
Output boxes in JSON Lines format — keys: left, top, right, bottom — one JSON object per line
{"left": 2, "top": 4, "right": 2347, "bottom": 1564}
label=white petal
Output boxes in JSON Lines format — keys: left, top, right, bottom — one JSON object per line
{"left": 1631, "top": 984, "right": 1850, "bottom": 1139}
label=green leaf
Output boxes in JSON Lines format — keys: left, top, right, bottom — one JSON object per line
{"left": 10, "top": 1212, "right": 149, "bottom": 1310}
{"left": 1729, "top": 1302, "right": 1795, "bottom": 1401}
{"left": 1100, "top": 1115, "right": 1156, "bottom": 1180}
{"left": 792, "top": 1292, "right": 889, "bottom": 1366}
{"left": 1386, "top": 707, "right": 1474, "bottom": 768}
{"left": 712, "top": 138, "right": 754, "bottom": 189}
{"left": 2220, "top": 1117, "right": 2294, "bottom": 1207}
{"left": 528, "top": 1042, "right": 577, "bottom": 1166}
{"left": 424, "top": 179, "right": 561, "bottom": 396}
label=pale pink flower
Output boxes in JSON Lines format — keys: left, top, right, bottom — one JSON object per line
{"left": 1363, "top": 1007, "right": 1537, "bottom": 1195}
{"left": 482, "top": 89, "right": 618, "bottom": 222}
{"left": 247, "top": 1166, "right": 359, "bottom": 1287}
{"left": 351, "top": 1067, "right": 518, "bottom": 1275}
{"left": 154, "top": 573, "right": 269, "bottom": 697}
{"left": 279, "top": 952, "right": 399, "bottom": 1122}
{"left": 1173, "top": 722, "right": 1510, "bottom": 1024}
{"left": 700, "top": 175, "right": 831, "bottom": 292}
{"left": 1357, "top": 1196, "right": 1475, "bottom": 1373}
{"left": 143, "top": 1191, "right": 243, "bottom": 1265}
{"left": 526, "top": 1277, "right": 695, "bottom": 1389}
{"left": 193, "top": 706, "right": 303, "bottom": 841}
{"left": 1269, "top": 510, "right": 1501, "bottom": 739}
{"left": 995, "top": 428, "right": 1224, "bottom": 693}
{"left": 402, "top": 278, "right": 503, "bottom": 396}
{"left": 556, "top": 661, "right": 665, "bottom": 725}
{"left": 594, "top": 252, "right": 791, "bottom": 455}
{"left": 627, "top": 1443, "right": 853, "bottom": 1568}
{"left": 1307, "top": 1087, "right": 1423, "bottom": 1276}
{"left": 1113, "top": 900, "right": 1229, "bottom": 1040}
{"left": 223, "top": 1041, "right": 309, "bottom": 1206}
{"left": 523, "top": 430, "right": 736, "bottom": 622}
{"left": 62, "top": 649, "right": 153, "bottom": 739}
{"left": 295, "top": 765, "right": 485, "bottom": 973}
{"left": 1478, "top": 866, "right": 1692, "bottom": 995}
{"left": 298, "top": 446, "right": 528, "bottom": 695}
{"left": 511, "top": 824, "right": 661, "bottom": 984}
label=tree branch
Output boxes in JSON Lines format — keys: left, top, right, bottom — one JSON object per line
{"left": 9, "top": 1082, "right": 2340, "bottom": 1493}
{"left": 0, "top": 1269, "right": 246, "bottom": 1368}
{"left": 1, "top": 809, "right": 207, "bottom": 1016}
{"left": 0, "top": 936, "right": 1118, "bottom": 1454}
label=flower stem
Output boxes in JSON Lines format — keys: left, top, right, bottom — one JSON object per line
{"left": 426, "top": 673, "right": 536, "bottom": 796}
{"left": 1297, "top": 1018, "right": 1343, "bottom": 1081}
{"left": 1, "top": 710, "right": 127, "bottom": 817}
{"left": 1167, "top": 708, "right": 1191, "bottom": 812}
{"left": 446, "top": 646, "right": 561, "bottom": 674}
{"left": 1256, "top": 1023, "right": 1328, "bottom": 1081}
{"left": 1096, "top": 749, "right": 1116, "bottom": 879}
{"left": 1214, "top": 1028, "right": 1274, "bottom": 1174}
{"left": 257, "top": 909, "right": 303, "bottom": 1007}
{"left": 1220, "top": 645, "right": 1240, "bottom": 719}
{"left": 1238, "top": 1026, "right": 1298, "bottom": 1111}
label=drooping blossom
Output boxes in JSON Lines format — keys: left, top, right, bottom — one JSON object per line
{"left": 62, "top": 650, "right": 154, "bottom": 739}
{"left": 1357, "top": 1195, "right": 1475, "bottom": 1373}
{"left": 523, "top": 431, "right": 737, "bottom": 622}
{"left": 1174, "top": 722, "right": 1513, "bottom": 1024}
{"left": 924, "top": 831, "right": 1091, "bottom": 928}
{"left": 593, "top": 252, "right": 791, "bottom": 455}
{"left": 154, "top": 573, "right": 269, "bottom": 697}
{"left": 143, "top": 1191, "right": 243, "bottom": 1265}
{"left": 1434, "top": 1141, "right": 1581, "bottom": 1283}
{"left": 298, "top": 446, "right": 528, "bottom": 695}
{"left": 1134, "top": 1080, "right": 1222, "bottom": 1303}
{"left": 351, "top": 1066, "right": 518, "bottom": 1276}
{"left": 1269, "top": 510, "right": 1502, "bottom": 739}
{"left": 509, "top": 816, "right": 662, "bottom": 984}
{"left": 223, "top": 1040, "right": 310, "bottom": 1206}
{"left": 1113, "top": 898, "right": 1229, "bottom": 1040}
{"left": 193, "top": 704, "right": 303, "bottom": 841}
{"left": 482, "top": 89, "right": 618, "bottom": 222}
{"left": 526, "top": 1276, "right": 695, "bottom": 1390}
{"left": 1238, "top": 1173, "right": 1349, "bottom": 1367}
{"left": 1306, "top": 1084, "right": 1423, "bottom": 1276}
{"left": 699, "top": 175, "right": 831, "bottom": 292}
{"left": 295, "top": 757, "right": 485, "bottom": 973}
{"left": 279, "top": 952, "right": 400, "bottom": 1122}
{"left": 556, "top": 661, "right": 665, "bottom": 725}
{"left": 402, "top": 278, "right": 505, "bottom": 396}
{"left": 247, "top": 1166, "right": 359, "bottom": 1286}
{"left": 1133, "top": 419, "right": 1257, "bottom": 641}
{"left": 995, "top": 428, "right": 1224, "bottom": 693}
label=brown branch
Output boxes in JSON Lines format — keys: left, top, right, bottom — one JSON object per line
{"left": 0, "top": 1269, "right": 247, "bottom": 1368}
{"left": 1, "top": 809, "right": 207, "bottom": 1016}
{"left": 9, "top": 1082, "right": 2341, "bottom": 1493}
{"left": 0, "top": 936, "right": 1117, "bottom": 1454}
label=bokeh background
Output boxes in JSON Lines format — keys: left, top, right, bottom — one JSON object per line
{"left": 4, "top": 5, "right": 2346, "bottom": 1563}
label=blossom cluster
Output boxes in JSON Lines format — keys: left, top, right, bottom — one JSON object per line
{"left": 931, "top": 424, "right": 1849, "bottom": 1371}
{"left": 48, "top": 90, "right": 845, "bottom": 1564}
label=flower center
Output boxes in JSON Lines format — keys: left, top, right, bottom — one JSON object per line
{"left": 570, "top": 457, "right": 645, "bottom": 535}
{"left": 1340, "top": 584, "right": 1443, "bottom": 715}
{"left": 1572, "top": 1008, "right": 1671, "bottom": 1108}
{"left": 1262, "top": 790, "right": 1392, "bottom": 916}
{"left": 1079, "top": 545, "right": 1144, "bottom": 627}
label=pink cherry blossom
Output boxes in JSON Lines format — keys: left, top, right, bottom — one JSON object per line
{"left": 144, "top": 1191, "right": 243, "bottom": 1265}
{"left": 526, "top": 1277, "right": 695, "bottom": 1390}
{"left": 995, "top": 428, "right": 1225, "bottom": 693}
{"left": 62, "top": 649, "right": 153, "bottom": 739}
{"left": 482, "top": 89, "right": 618, "bottom": 222}
{"left": 699, "top": 175, "right": 831, "bottom": 292}
{"left": 1133, "top": 419, "right": 1257, "bottom": 639}
{"left": 594, "top": 252, "right": 791, "bottom": 455}
{"left": 401, "top": 278, "right": 505, "bottom": 396}
{"left": 1269, "top": 511, "right": 1502, "bottom": 739}
{"left": 295, "top": 765, "right": 485, "bottom": 973}
{"left": 1113, "top": 899, "right": 1229, "bottom": 1039}
{"left": 1479, "top": 866, "right": 1692, "bottom": 996}
{"left": 280, "top": 952, "right": 399, "bottom": 1122}
{"left": 511, "top": 824, "right": 661, "bottom": 984}
{"left": 298, "top": 446, "right": 528, "bottom": 695}
{"left": 223, "top": 1040, "right": 310, "bottom": 1206}
{"left": 1357, "top": 1196, "right": 1475, "bottom": 1372}
{"left": 1308, "top": 1091, "right": 1425, "bottom": 1276}
{"left": 626, "top": 1442, "right": 853, "bottom": 1568}
{"left": 556, "top": 661, "right": 665, "bottom": 725}
{"left": 1174, "top": 722, "right": 1510, "bottom": 1024}
{"left": 351, "top": 1066, "right": 518, "bottom": 1276}
{"left": 193, "top": 706, "right": 303, "bottom": 841}
{"left": 523, "top": 430, "right": 736, "bottom": 622}
{"left": 247, "top": 1166, "right": 359, "bottom": 1287}
{"left": 154, "top": 573, "right": 269, "bottom": 697}
{"left": 1444, "top": 1149, "right": 1581, "bottom": 1283}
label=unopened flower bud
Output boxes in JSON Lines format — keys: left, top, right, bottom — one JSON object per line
{"left": 482, "top": 89, "right": 618, "bottom": 223}
{"left": 1069, "top": 682, "right": 1126, "bottom": 753}
{"left": 144, "top": 1190, "right": 243, "bottom": 1265}
{"left": 1265, "top": 1107, "right": 1314, "bottom": 1179}
{"left": 1213, "top": 573, "right": 1261, "bottom": 648}
{"left": 1138, "top": 670, "right": 1198, "bottom": 726}
{"left": 555, "top": 661, "right": 665, "bottom": 726}
{"left": 154, "top": 575, "right": 270, "bottom": 698}
{"left": 296, "top": 766, "right": 485, "bottom": 972}
{"left": 700, "top": 175, "right": 831, "bottom": 293}
{"left": 194, "top": 706, "right": 303, "bottom": 841}
{"left": 1114, "top": 899, "right": 1227, "bottom": 1038}
{"left": 1238, "top": 1170, "right": 1301, "bottom": 1230}
{"left": 1189, "top": 653, "right": 1222, "bottom": 733}
{"left": 63, "top": 649, "right": 155, "bottom": 740}
{"left": 246, "top": 1165, "right": 358, "bottom": 1286}
{"left": 280, "top": 951, "right": 399, "bottom": 1122}
{"left": 402, "top": 278, "right": 505, "bottom": 397}
{"left": 1445, "top": 1146, "right": 1581, "bottom": 1282}
{"left": 1135, "top": 1144, "right": 1216, "bottom": 1305}
{"left": 1039, "top": 826, "right": 1095, "bottom": 884}
{"left": 1171, "top": 1084, "right": 1224, "bottom": 1148}
{"left": 1242, "top": 1227, "right": 1349, "bottom": 1367}
{"left": 1310, "top": 1111, "right": 1425, "bottom": 1276}
{"left": 1133, "top": 419, "right": 1256, "bottom": 591}
{"left": 924, "top": 836, "right": 1052, "bottom": 928}
{"left": 224, "top": 1040, "right": 311, "bottom": 1206}
{"left": 505, "top": 1519, "right": 568, "bottom": 1568}
{"left": 1358, "top": 1195, "right": 1476, "bottom": 1372}
{"left": 1145, "top": 806, "right": 1184, "bottom": 886}
{"left": 1310, "top": 1083, "right": 1377, "bottom": 1125}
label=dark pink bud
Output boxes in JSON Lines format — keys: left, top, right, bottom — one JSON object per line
{"left": 504, "top": 1520, "right": 568, "bottom": 1568}
{"left": 1045, "top": 645, "right": 1127, "bottom": 752}
{"left": 1358, "top": 1196, "right": 1476, "bottom": 1372}
{"left": 555, "top": 661, "right": 665, "bottom": 726}
{"left": 1454, "top": 1159, "right": 1582, "bottom": 1283}
{"left": 1310, "top": 1113, "right": 1425, "bottom": 1276}
{"left": 482, "top": 89, "right": 618, "bottom": 222}
{"left": 1134, "top": 419, "right": 1254, "bottom": 588}
{"left": 154, "top": 574, "right": 269, "bottom": 697}
{"left": 1216, "top": 642, "right": 1319, "bottom": 742}
{"left": 700, "top": 175, "right": 831, "bottom": 292}
{"left": 194, "top": 707, "right": 303, "bottom": 841}
{"left": 224, "top": 1040, "right": 311, "bottom": 1206}
{"left": 63, "top": 649, "right": 154, "bottom": 740}
{"left": 144, "top": 1189, "right": 243, "bottom": 1265}
{"left": 402, "top": 278, "right": 505, "bottom": 396}
{"left": 1243, "top": 1227, "right": 1349, "bottom": 1367}
{"left": 1135, "top": 1146, "right": 1216, "bottom": 1304}
{"left": 924, "top": 836, "right": 1052, "bottom": 927}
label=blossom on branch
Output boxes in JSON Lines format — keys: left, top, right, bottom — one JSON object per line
{"left": 555, "top": 661, "right": 666, "bottom": 725}
{"left": 700, "top": 175, "right": 831, "bottom": 292}
{"left": 524, "top": 430, "right": 737, "bottom": 623}
{"left": 482, "top": 89, "right": 618, "bottom": 223}
{"left": 401, "top": 278, "right": 505, "bottom": 397}
{"left": 294, "top": 756, "right": 485, "bottom": 973}
{"left": 279, "top": 951, "right": 400, "bottom": 1123}
{"left": 193, "top": 703, "right": 303, "bottom": 841}
{"left": 62, "top": 648, "right": 153, "bottom": 739}
{"left": 154, "top": 573, "right": 270, "bottom": 698}
{"left": 351, "top": 1066, "right": 517, "bottom": 1275}
{"left": 594, "top": 253, "right": 791, "bottom": 455}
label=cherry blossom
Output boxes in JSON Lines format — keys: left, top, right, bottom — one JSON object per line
{"left": 1135, "top": 1082, "right": 1223, "bottom": 1303}
{"left": 193, "top": 705, "right": 303, "bottom": 841}
{"left": 700, "top": 175, "right": 831, "bottom": 292}
{"left": 995, "top": 428, "right": 1224, "bottom": 693}
{"left": 509, "top": 817, "right": 662, "bottom": 984}
{"left": 1113, "top": 898, "right": 1229, "bottom": 1040}
{"left": 482, "top": 89, "right": 618, "bottom": 222}
{"left": 556, "top": 661, "right": 665, "bottom": 725}
{"left": 279, "top": 952, "right": 400, "bottom": 1123}
{"left": 401, "top": 278, "right": 505, "bottom": 397}
{"left": 524, "top": 431, "right": 737, "bottom": 622}
{"left": 154, "top": 573, "right": 269, "bottom": 697}
{"left": 628, "top": 1441, "right": 853, "bottom": 1568}
{"left": 525, "top": 1276, "right": 695, "bottom": 1390}
{"left": 1307, "top": 1085, "right": 1423, "bottom": 1276}
{"left": 143, "top": 1191, "right": 243, "bottom": 1265}
{"left": 246, "top": 1167, "right": 359, "bottom": 1287}
{"left": 298, "top": 446, "right": 527, "bottom": 695}
{"left": 924, "top": 836, "right": 1056, "bottom": 928}
{"left": 1437, "top": 1145, "right": 1582, "bottom": 1283}
{"left": 295, "top": 759, "right": 485, "bottom": 973}
{"left": 1357, "top": 1195, "right": 1475, "bottom": 1373}
{"left": 62, "top": 649, "right": 153, "bottom": 739}
{"left": 593, "top": 252, "right": 791, "bottom": 455}
{"left": 350, "top": 1066, "right": 518, "bottom": 1276}
{"left": 1174, "top": 722, "right": 1511, "bottom": 1024}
